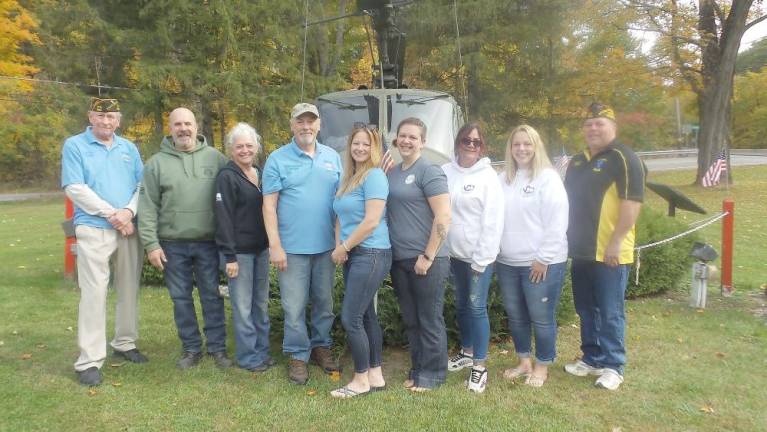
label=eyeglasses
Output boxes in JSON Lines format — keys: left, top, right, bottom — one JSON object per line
{"left": 460, "top": 138, "right": 482, "bottom": 148}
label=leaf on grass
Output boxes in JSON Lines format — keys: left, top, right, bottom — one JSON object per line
{"left": 12, "top": 330, "right": 18, "bottom": 335}
{"left": 329, "top": 371, "right": 341, "bottom": 382}
{"left": 0, "top": 340, "right": 4, "bottom": 346}
{"left": 696, "top": 309, "right": 705, "bottom": 313}
{"left": 499, "top": 350, "right": 509, "bottom": 355}
{"left": 66, "top": 326, "right": 73, "bottom": 332}
{"left": 17, "top": 265, "right": 26, "bottom": 269}
{"left": 21, "top": 353, "right": 32, "bottom": 360}
{"left": 700, "top": 404, "right": 715, "bottom": 414}
{"left": 306, "top": 389, "right": 317, "bottom": 396}
{"left": 111, "top": 382, "right": 122, "bottom": 387}
{"left": 36, "top": 344, "right": 47, "bottom": 349}
{"left": 110, "top": 362, "right": 125, "bottom": 368}
{"left": 88, "top": 388, "right": 97, "bottom": 396}
{"left": 715, "top": 352, "right": 726, "bottom": 358}
{"left": 570, "top": 324, "right": 579, "bottom": 328}
{"left": 612, "top": 427, "right": 623, "bottom": 432}
{"left": 677, "top": 338, "right": 683, "bottom": 343}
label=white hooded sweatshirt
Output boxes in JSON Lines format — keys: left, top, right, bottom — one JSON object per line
{"left": 497, "top": 167, "right": 569, "bottom": 267}
{"left": 441, "top": 157, "right": 504, "bottom": 273}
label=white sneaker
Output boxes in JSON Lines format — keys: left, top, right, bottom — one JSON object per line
{"left": 564, "top": 360, "right": 605, "bottom": 377}
{"left": 595, "top": 369, "right": 624, "bottom": 390}
{"left": 467, "top": 366, "right": 487, "bottom": 393}
{"left": 448, "top": 350, "right": 474, "bottom": 372}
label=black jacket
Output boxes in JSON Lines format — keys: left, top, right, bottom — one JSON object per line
{"left": 214, "top": 161, "right": 268, "bottom": 263}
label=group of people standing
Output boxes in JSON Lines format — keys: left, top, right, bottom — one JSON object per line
{"left": 62, "top": 98, "right": 644, "bottom": 397}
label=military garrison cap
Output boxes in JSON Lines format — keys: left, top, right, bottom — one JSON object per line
{"left": 585, "top": 102, "right": 615, "bottom": 121}
{"left": 90, "top": 98, "right": 120, "bottom": 113}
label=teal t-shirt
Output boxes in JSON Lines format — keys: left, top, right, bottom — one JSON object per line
{"left": 333, "top": 168, "right": 390, "bottom": 249}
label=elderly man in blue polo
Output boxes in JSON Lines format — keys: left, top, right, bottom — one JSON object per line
{"left": 61, "top": 98, "right": 146, "bottom": 386}
{"left": 563, "top": 102, "right": 645, "bottom": 391}
{"left": 262, "top": 103, "right": 342, "bottom": 385}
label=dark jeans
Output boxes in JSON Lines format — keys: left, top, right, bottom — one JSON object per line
{"left": 341, "top": 247, "right": 392, "bottom": 374}
{"left": 391, "top": 256, "right": 450, "bottom": 389}
{"left": 571, "top": 259, "right": 629, "bottom": 375}
{"left": 161, "top": 240, "right": 226, "bottom": 354}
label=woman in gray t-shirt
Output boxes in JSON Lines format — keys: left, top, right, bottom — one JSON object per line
{"left": 387, "top": 117, "right": 451, "bottom": 391}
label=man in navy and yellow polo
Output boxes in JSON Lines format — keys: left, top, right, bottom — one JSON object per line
{"left": 563, "top": 102, "right": 645, "bottom": 391}
{"left": 61, "top": 98, "right": 146, "bottom": 386}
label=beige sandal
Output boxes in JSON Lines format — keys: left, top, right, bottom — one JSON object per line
{"left": 503, "top": 367, "right": 530, "bottom": 380}
{"left": 525, "top": 373, "right": 547, "bottom": 387}
{"left": 403, "top": 379, "right": 415, "bottom": 389}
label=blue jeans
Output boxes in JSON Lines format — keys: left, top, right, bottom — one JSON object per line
{"left": 391, "top": 256, "right": 449, "bottom": 389}
{"left": 278, "top": 251, "right": 335, "bottom": 362}
{"left": 161, "top": 240, "right": 227, "bottom": 353}
{"left": 497, "top": 262, "right": 566, "bottom": 364}
{"left": 571, "top": 259, "right": 628, "bottom": 375}
{"left": 450, "top": 259, "right": 493, "bottom": 362}
{"left": 341, "top": 247, "right": 392, "bottom": 373}
{"left": 228, "top": 250, "right": 271, "bottom": 369}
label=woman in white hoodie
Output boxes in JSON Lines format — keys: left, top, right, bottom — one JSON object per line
{"left": 442, "top": 123, "right": 504, "bottom": 394}
{"left": 497, "top": 124, "right": 568, "bottom": 388}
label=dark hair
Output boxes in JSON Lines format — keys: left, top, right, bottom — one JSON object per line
{"left": 454, "top": 122, "right": 486, "bottom": 156}
{"left": 395, "top": 117, "right": 427, "bottom": 143}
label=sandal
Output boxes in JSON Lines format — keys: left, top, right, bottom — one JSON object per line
{"left": 503, "top": 367, "right": 530, "bottom": 380}
{"left": 370, "top": 385, "right": 387, "bottom": 392}
{"left": 330, "top": 386, "right": 370, "bottom": 399}
{"left": 525, "top": 373, "right": 547, "bottom": 388}
{"left": 408, "top": 386, "right": 432, "bottom": 393}
{"left": 402, "top": 379, "right": 415, "bottom": 389}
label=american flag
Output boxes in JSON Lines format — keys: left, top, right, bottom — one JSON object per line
{"left": 702, "top": 149, "right": 727, "bottom": 187}
{"left": 553, "top": 150, "right": 570, "bottom": 179}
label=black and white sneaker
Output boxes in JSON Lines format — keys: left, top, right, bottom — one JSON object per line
{"left": 448, "top": 350, "right": 474, "bottom": 372}
{"left": 467, "top": 365, "right": 488, "bottom": 393}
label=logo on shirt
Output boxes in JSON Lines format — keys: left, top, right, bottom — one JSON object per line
{"left": 463, "top": 184, "right": 475, "bottom": 192}
{"left": 121, "top": 153, "right": 132, "bottom": 163}
{"left": 593, "top": 158, "right": 607, "bottom": 172}
{"left": 323, "top": 162, "right": 336, "bottom": 171}
{"left": 405, "top": 174, "right": 415, "bottom": 185}
{"left": 523, "top": 185, "right": 535, "bottom": 194}
{"left": 215, "top": 192, "right": 222, "bottom": 202}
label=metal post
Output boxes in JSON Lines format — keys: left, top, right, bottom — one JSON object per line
{"left": 721, "top": 199, "right": 734, "bottom": 295}
{"left": 64, "top": 197, "right": 76, "bottom": 280}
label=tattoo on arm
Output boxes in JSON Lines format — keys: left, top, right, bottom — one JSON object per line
{"left": 436, "top": 223, "right": 447, "bottom": 249}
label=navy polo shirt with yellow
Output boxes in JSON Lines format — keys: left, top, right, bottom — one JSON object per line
{"left": 564, "top": 140, "right": 645, "bottom": 265}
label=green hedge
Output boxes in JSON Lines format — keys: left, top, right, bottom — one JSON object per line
{"left": 140, "top": 206, "right": 694, "bottom": 348}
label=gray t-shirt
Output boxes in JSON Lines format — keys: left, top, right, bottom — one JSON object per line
{"left": 387, "top": 156, "right": 450, "bottom": 261}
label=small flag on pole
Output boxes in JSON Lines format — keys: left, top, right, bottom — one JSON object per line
{"left": 702, "top": 149, "right": 727, "bottom": 187}
{"left": 553, "top": 149, "right": 570, "bottom": 179}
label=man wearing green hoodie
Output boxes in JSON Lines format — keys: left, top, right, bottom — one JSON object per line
{"left": 138, "top": 107, "right": 232, "bottom": 370}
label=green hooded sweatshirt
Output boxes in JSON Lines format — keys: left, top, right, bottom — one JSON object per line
{"left": 138, "top": 135, "right": 228, "bottom": 252}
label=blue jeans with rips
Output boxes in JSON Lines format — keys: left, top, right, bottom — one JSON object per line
{"left": 391, "top": 256, "right": 450, "bottom": 389}
{"left": 497, "top": 261, "right": 566, "bottom": 364}
{"left": 278, "top": 251, "right": 335, "bottom": 362}
{"left": 228, "top": 250, "right": 271, "bottom": 370}
{"left": 161, "top": 240, "right": 227, "bottom": 354}
{"left": 450, "top": 259, "right": 493, "bottom": 362}
{"left": 571, "top": 259, "right": 629, "bottom": 375}
{"left": 341, "top": 247, "right": 392, "bottom": 373}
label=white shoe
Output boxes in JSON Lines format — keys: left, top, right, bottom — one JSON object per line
{"left": 595, "top": 369, "right": 624, "bottom": 390}
{"left": 467, "top": 366, "right": 487, "bottom": 393}
{"left": 564, "top": 360, "right": 605, "bottom": 377}
{"left": 448, "top": 350, "right": 474, "bottom": 372}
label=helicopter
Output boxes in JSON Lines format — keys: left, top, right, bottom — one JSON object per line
{"left": 307, "top": 0, "right": 465, "bottom": 164}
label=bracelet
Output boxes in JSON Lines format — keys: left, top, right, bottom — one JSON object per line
{"left": 422, "top": 253, "right": 433, "bottom": 262}
{"left": 341, "top": 241, "right": 350, "bottom": 252}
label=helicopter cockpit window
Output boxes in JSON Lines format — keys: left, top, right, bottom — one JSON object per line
{"left": 387, "top": 94, "right": 459, "bottom": 163}
{"left": 316, "top": 96, "right": 379, "bottom": 153}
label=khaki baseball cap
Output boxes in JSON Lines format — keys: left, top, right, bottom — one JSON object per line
{"left": 290, "top": 102, "right": 319, "bottom": 119}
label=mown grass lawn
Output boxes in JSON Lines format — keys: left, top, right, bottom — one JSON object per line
{"left": 1, "top": 166, "right": 765, "bottom": 431}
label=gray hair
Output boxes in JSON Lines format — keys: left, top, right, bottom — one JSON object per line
{"left": 225, "top": 122, "right": 261, "bottom": 154}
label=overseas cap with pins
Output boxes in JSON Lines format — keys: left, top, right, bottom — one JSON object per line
{"left": 290, "top": 102, "right": 319, "bottom": 119}
{"left": 586, "top": 102, "right": 615, "bottom": 121}
{"left": 90, "top": 98, "right": 120, "bottom": 113}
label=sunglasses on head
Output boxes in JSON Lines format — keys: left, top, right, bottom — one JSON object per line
{"left": 353, "top": 122, "right": 378, "bottom": 131}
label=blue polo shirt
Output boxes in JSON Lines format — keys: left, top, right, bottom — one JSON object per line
{"left": 333, "top": 168, "right": 390, "bottom": 249}
{"left": 262, "top": 139, "right": 342, "bottom": 254}
{"left": 61, "top": 127, "right": 143, "bottom": 229}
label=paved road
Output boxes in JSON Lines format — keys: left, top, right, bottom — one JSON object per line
{"left": 644, "top": 154, "right": 767, "bottom": 172}
{"left": 0, "top": 192, "right": 63, "bottom": 203}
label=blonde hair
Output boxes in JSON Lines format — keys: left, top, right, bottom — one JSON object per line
{"left": 337, "top": 127, "right": 383, "bottom": 196}
{"left": 503, "top": 124, "right": 552, "bottom": 184}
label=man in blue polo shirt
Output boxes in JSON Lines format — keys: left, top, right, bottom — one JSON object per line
{"left": 262, "top": 103, "right": 342, "bottom": 385}
{"left": 61, "top": 98, "right": 146, "bottom": 386}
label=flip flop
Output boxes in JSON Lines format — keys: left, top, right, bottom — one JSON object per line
{"left": 503, "top": 367, "right": 530, "bottom": 380}
{"left": 402, "top": 379, "right": 415, "bottom": 389}
{"left": 370, "top": 385, "right": 387, "bottom": 392}
{"left": 330, "top": 386, "right": 370, "bottom": 399}
{"left": 525, "top": 374, "right": 547, "bottom": 388}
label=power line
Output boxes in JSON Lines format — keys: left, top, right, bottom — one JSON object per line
{"left": 0, "top": 75, "right": 135, "bottom": 91}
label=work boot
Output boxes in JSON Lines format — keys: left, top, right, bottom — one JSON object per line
{"left": 176, "top": 351, "right": 202, "bottom": 370}
{"left": 77, "top": 367, "right": 102, "bottom": 386}
{"left": 288, "top": 359, "right": 309, "bottom": 385}
{"left": 209, "top": 351, "right": 233, "bottom": 369}
{"left": 310, "top": 346, "right": 340, "bottom": 374}
{"left": 113, "top": 348, "right": 149, "bottom": 364}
